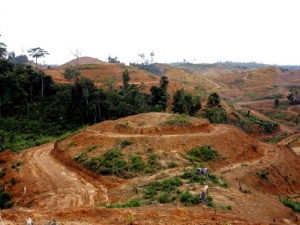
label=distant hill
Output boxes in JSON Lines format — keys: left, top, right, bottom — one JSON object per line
{"left": 57, "top": 56, "right": 106, "bottom": 69}
{"left": 170, "top": 61, "right": 300, "bottom": 78}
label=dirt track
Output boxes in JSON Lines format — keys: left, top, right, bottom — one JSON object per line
{"left": 18, "top": 143, "right": 108, "bottom": 210}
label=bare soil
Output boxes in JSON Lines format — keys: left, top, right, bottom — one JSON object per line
{"left": 1, "top": 113, "right": 300, "bottom": 224}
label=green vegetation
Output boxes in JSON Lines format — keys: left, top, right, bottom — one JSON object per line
{"left": 11, "top": 161, "right": 24, "bottom": 170}
{"left": 244, "top": 113, "right": 278, "bottom": 133}
{"left": 119, "top": 139, "right": 132, "bottom": 148}
{"left": 172, "top": 89, "right": 201, "bottom": 116}
{"left": 0, "top": 182, "right": 13, "bottom": 209}
{"left": 0, "top": 54, "right": 173, "bottom": 152}
{"left": 256, "top": 171, "right": 270, "bottom": 181}
{"left": 74, "top": 142, "right": 162, "bottom": 177}
{"left": 131, "top": 155, "right": 146, "bottom": 171}
{"left": 179, "top": 191, "right": 199, "bottom": 206}
{"left": 267, "top": 134, "right": 290, "bottom": 144}
{"left": 219, "top": 205, "right": 232, "bottom": 210}
{"left": 182, "top": 145, "right": 219, "bottom": 163}
{"left": 167, "top": 161, "right": 178, "bottom": 168}
{"left": 0, "top": 167, "right": 6, "bottom": 178}
{"left": 280, "top": 197, "right": 300, "bottom": 212}
{"left": 105, "top": 199, "right": 142, "bottom": 208}
{"left": 164, "top": 114, "right": 191, "bottom": 125}
{"left": 202, "top": 93, "right": 227, "bottom": 123}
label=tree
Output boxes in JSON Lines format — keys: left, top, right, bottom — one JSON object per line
{"left": 108, "top": 55, "right": 120, "bottom": 63}
{"left": 28, "top": 47, "right": 49, "bottom": 98}
{"left": 62, "top": 66, "right": 80, "bottom": 81}
{"left": 71, "top": 48, "right": 81, "bottom": 73}
{"left": 138, "top": 53, "right": 145, "bottom": 64}
{"left": 207, "top": 92, "right": 221, "bottom": 107}
{"left": 150, "top": 76, "right": 169, "bottom": 111}
{"left": 8, "top": 52, "right": 28, "bottom": 65}
{"left": 0, "top": 42, "right": 7, "bottom": 59}
{"left": 150, "top": 51, "right": 155, "bottom": 63}
{"left": 172, "top": 89, "right": 201, "bottom": 116}
{"left": 203, "top": 92, "right": 227, "bottom": 123}
{"left": 274, "top": 98, "right": 279, "bottom": 108}
{"left": 122, "top": 69, "right": 130, "bottom": 92}
{"left": 102, "top": 76, "right": 117, "bottom": 90}
{"left": 28, "top": 47, "right": 49, "bottom": 70}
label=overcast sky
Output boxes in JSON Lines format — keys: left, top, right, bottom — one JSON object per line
{"left": 1, "top": 0, "right": 300, "bottom": 66}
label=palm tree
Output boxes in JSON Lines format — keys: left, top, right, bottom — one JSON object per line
{"left": 28, "top": 47, "right": 49, "bottom": 70}
{"left": 28, "top": 47, "right": 49, "bottom": 98}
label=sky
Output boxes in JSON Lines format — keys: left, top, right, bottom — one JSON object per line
{"left": 1, "top": 0, "right": 300, "bottom": 66}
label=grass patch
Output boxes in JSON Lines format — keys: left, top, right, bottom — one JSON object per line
{"left": 164, "top": 114, "right": 191, "bottom": 125}
{"left": 245, "top": 113, "right": 278, "bottom": 133}
{"left": 105, "top": 199, "right": 142, "bottom": 208}
{"left": 167, "top": 161, "right": 178, "bottom": 168}
{"left": 119, "top": 140, "right": 133, "bottom": 148}
{"left": 267, "top": 134, "right": 290, "bottom": 144}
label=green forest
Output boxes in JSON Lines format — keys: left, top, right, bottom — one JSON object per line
{"left": 0, "top": 39, "right": 228, "bottom": 153}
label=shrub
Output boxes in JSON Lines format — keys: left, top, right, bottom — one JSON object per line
{"left": 180, "top": 169, "right": 207, "bottom": 184}
{"left": 206, "top": 195, "right": 215, "bottom": 208}
{"left": 167, "top": 161, "right": 178, "bottom": 168}
{"left": 10, "top": 178, "right": 17, "bottom": 186}
{"left": 161, "top": 177, "right": 183, "bottom": 193}
{"left": 179, "top": 191, "right": 199, "bottom": 206}
{"left": 0, "top": 191, "right": 12, "bottom": 208}
{"left": 257, "top": 171, "right": 270, "bottom": 181}
{"left": 157, "top": 192, "right": 169, "bottom": 203}
{"left": 120, "top": 140, "right": 132, "bottom": 148}
{"left": 186, "top": 145, "right": 219, "bottom": 162}
{"left": 131, "top": 155, "right": 146, "bottom": 171}
{"left": 219, "top": 205, "right": 232, "bottom": 210}
{"left": 144, "top": 181, "right": 160, "bottom": 199}
{"left": 0, "top": 168, "right": 5, "bottom": 178}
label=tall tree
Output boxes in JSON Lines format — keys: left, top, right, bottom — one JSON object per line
{"left": 150, "top": 51, "right": 155, "bottom": 63}
{"left": 122, "top": 69, "right": 130, "bottom": 92}
{"left": 27, "top": 47, "right": 49, "bottom": 98}
{"left": 0, "top": 42, "right": 7, "bottom": 59}
{"left": 28, "top": 47, "right": 49, "bottom": 70}
{"left": 172, "top": 89, "right": 201, "bottom": 116}
{"left": 150, "top": 76, "right": 169, "bottom": 111}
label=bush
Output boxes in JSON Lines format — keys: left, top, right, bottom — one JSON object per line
{"left": 180, "top": 169, "right": 207, "bottom": 184}
{"left": 144, "top": 181, "right": 160, "bottom": 199}
{"left": 120, "top": 140, "right": 133, "bottom": 148}
{"left": 186, "top": 145, "right": 219, "bottom": 162}
{"left": 167, "top": 161, "right": 178, "bottom": 168}
{"left": 131, "top": 155, "right": 146, "bottom": 172}
{"left": 161, "top": 177, "right": 182, "bottom": 193}
{"left": 179, "top": 191, "right": 199, "bottom": 206}
{"left": 0, "top": 170, "right": 5, "bottom": 178}
{"left": 157, "top": 192, "right": 169, "bottom": 203}
{"left": 0, "top": 191, "right": 12, "bottom": 208}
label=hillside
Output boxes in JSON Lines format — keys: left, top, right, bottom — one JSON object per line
{"left": 1, "top": 112, "right": 300, "bottom": 224}
{"left": 2, "top": 58, "right": 300, "bottom": 224}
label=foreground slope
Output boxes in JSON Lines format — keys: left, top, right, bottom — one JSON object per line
{"left": 1, "top": 112, "right": 300, "bottom": 224}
